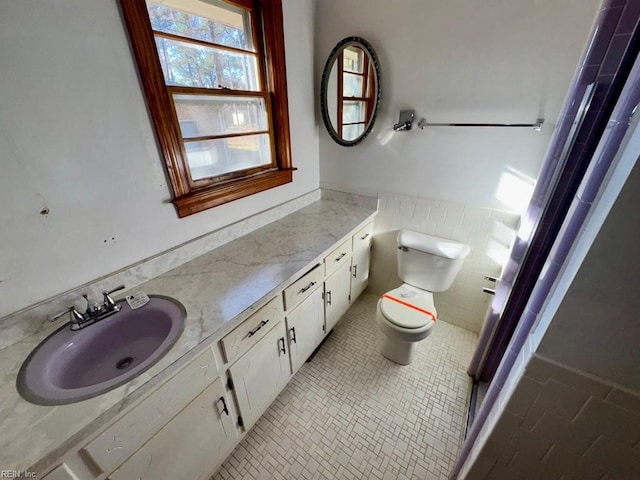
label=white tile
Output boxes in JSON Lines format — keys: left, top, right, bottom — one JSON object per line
{"left": 505, "top": 376, "right": 544, "bottom": 418}
{"left": 444, "top": 207, "right": 465, "bottom": 228}
{"left": 605, "top": 388, "right": 640, "bottom": 415}
{"left": 583, "top": 435, "right": 640, "bottom": 478}
{"left": 526, "top": 355, "right": 612, "bottom": 399}
{"left": 573, "top": 397, "right": 640, "bottom": 446}
{"left": 435, "top": 224, "right": 453, "bottom": 239}
{"left": 534, "top": 379, "right": 590, "bottom": 419}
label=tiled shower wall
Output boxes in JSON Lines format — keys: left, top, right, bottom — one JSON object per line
{"left": 369, "top": 192, "right": 519, "bottom": 333}
{"left": 464, "top": 354, "right": 640, "bottom": 479}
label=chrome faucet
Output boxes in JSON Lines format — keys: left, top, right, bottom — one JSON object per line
{"left": 50, "top": 285, "right": 126, "bottom": 330}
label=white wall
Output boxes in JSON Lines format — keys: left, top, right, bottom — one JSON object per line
{"left": 536, "top": 152, "right": 640, "bottom": 390}
{"left": 0, "top": 0, "right": 319, "bottom": 318}
{"left": 315, "top": 0, "right": 601, "bottom": 212}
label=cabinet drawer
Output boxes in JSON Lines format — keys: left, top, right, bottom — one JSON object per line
{"left": 283, "top": 264, "right": 323, "bottom": 311}
{"left": 324, "top": 239, "right": 352, "bottom": 277}
{"left": 353, "top": 222, "right": 373, "bottom": 252}
{"left": 220, "top": 296, "right": 283, "bottom": 364}
{"left": 82, "top": 347, "right": 218, "bottom": 474}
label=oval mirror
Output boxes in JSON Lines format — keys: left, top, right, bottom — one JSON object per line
{"left": 320, "top": 37, "right": 381, "bottom": 146}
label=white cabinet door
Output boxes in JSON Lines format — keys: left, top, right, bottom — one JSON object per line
{"left": 325, "top": 261, "right": 352, "bottom": 333}
{"left": 286, "top": 286, "right": 324, "bottom": 374}
{"left": 350, "top": 223, "right": 373, "bottom": 301}
{"left": 83, "top": 348, "right": 219, "bottom": 474}
{"left": 228, "top": 321, "right": 291, "bottom": 431}
{"left": 108, "top": 377, "right": 237, "bottom": 480}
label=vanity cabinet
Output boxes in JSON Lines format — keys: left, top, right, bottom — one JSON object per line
{"left": 286, "top": 285, "right": 325, "bottom": 374}
{"left": 35, "top": 217, "right": 376, "bottom": 480}
{"left": 350, "top": 222, "right": 373, "bottom": 301}
{"left": 108, "top": 377, "right": 236, "bottom": 480}
{"left": 227, "top": 320, "right": 291, "bottom": 431}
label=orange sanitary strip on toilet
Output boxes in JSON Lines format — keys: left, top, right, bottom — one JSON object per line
{"left": 381, "top": 294, "right": 437, "bottom": 322}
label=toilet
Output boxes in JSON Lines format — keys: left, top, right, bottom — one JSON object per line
{"left": 376, "top": 230, "right": 470, "bottom": 365}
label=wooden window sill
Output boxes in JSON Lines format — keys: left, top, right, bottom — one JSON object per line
{"left": 173, "top": 168, "right": 295, "bottom": 217}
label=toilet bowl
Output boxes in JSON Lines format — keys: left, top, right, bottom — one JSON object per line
{"left": 376, "top": 284, "right": 437, "bottom": 365}
{"left": 376, "top": 230, "right": 470, "bottom": 365}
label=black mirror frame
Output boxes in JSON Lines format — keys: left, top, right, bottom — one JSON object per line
{"left": 320, "top": 36, "right": 381, "bottom": 147}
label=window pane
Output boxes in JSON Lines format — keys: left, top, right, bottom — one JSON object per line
{"left": 343, "top": 124, "right": 364, "bottom": 141}
{"left": 343, "top": 46, "right": 364, "bottom": 73}
{"left": 185, "top": 134, "right": 272, "bottom": 180}
{"left": 343, "top": 73, "right": 363, "bottom": 97}
{"left": 147, "top": 1, "right": 252, "bottom": 51}
{"left": 155, "top": 36, "right": 259, "bottom": 90}
{"left": 343, "top": 101, "right": 366, "bottom": 124}
{"left": 174, "top": 94, "right": 268, "bottom": 138}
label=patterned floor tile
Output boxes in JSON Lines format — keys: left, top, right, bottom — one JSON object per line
{"left": 212, "top": 293, "right": 477, "bottom": 480}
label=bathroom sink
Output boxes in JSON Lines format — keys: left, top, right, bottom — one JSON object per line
{"left": 17, "top": 296, "right": 186, "bottom": 405}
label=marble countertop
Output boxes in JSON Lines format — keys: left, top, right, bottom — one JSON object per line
{"left": 0, "top": 199, "right": 376, "bottom": 473}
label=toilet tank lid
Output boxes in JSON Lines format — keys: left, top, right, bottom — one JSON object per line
{"left": 397, "top": 230, "right": 471, "bottom": 259}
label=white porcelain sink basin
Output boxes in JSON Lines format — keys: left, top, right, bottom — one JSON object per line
{"left": 17, "top": 296, "right": 186, "bottom": 405}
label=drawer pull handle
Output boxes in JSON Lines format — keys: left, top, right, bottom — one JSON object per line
{"left": 289, "top": 326, "right": 296, "bottom": 344}
{"left": 247, "top": 319, "right": 269, "bottom": 338}
{"left": 360, "top": 233, "right": 370, "bottom": 240}
{"left": 279, "top": 337, "right": 286, "bottom": 354}
{"left": 298, "top": 281, "right": 317, "bottom": 294}
{"left": 352, "top": 265, "right": 358, "bottom": 278}
{"left": 218, "top": 396, "right": 229, "bottom": 416}
{"left": 334, "top": 252, "right": 347, "bottom": 262}
{"left": 326, "top": 291, "right": 332, "bottom": 306}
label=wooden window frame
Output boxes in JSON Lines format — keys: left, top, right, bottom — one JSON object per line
{"left": 119, "top": 0, "right": 294, "bottom": 217}
{"left": 337, "top": 48, "right": 373, "bottom": 139}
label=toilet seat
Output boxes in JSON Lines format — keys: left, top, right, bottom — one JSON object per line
{"left": 380, "top": 285, "right": 437, "bottom": 329}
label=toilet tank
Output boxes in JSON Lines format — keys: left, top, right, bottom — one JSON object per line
{"left": 397, "top": 230, "right": 471, "bottom": 292}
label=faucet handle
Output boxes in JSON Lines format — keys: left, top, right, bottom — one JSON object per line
{"left": 103, "top": 285, "right": 125, "bottom": 309}
{"left": 81, "top": 293, "right": 94, "bottom": 314}
{"left": 50, "top": 306, "right": 84, "bottom": 324}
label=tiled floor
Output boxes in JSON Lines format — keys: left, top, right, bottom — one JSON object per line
{"left": 212, "top": 293, "right": 478, "bottom": 480}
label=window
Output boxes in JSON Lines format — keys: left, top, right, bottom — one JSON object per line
{"left": 119, "top": 0, "right": 293, "bottom": 217}
{"left": 337, "top": 45, "right": 375, "bottom": 141}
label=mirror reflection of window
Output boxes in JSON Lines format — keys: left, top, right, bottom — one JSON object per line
{"left": 337, "top": 46, "right": 375, "bottom": 141}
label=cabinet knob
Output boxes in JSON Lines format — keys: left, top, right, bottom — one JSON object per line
{"left": 360, "top": 233, "right": 370, "bottom": 240}
{"left": 278, "top": 337, "right": 287, "bottom": 355}
{"left": 289, "top": 327, "right": 296, "bottom": 344}
{"left": 334, "top": 252, "right": 347, "bottom": 262}
{"left": 352, "top": 265, "right": 358, "bottom": 278}
{"left": 326, "top": 291, "right": 332, "bottom": 306}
